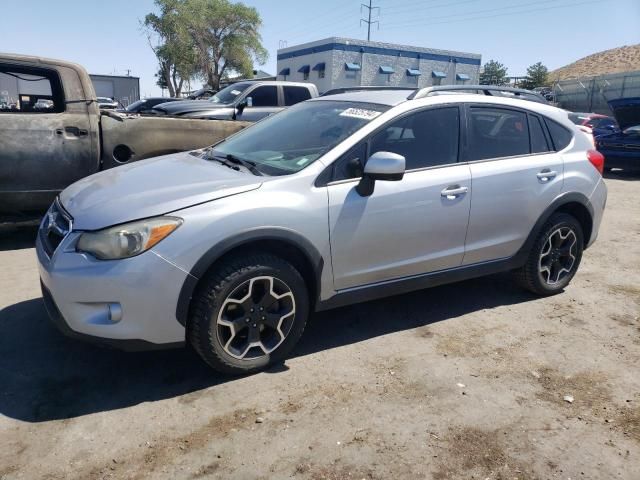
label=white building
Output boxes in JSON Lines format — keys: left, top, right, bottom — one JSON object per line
{"left": 277, "top": 37, "right": 481, "bottom": 94}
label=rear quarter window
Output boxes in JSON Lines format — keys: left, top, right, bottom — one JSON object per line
{"left": 283, "top": 86, "right": 312, "bottom": 106}
{"left": 545, "top": 118, "right": 573, "bottom": 151}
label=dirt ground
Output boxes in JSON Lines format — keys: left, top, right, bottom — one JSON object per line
{"left": 1, "top": 172, "right": 639, "bottom": 480}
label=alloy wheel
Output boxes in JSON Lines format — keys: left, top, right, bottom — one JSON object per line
{"left": 216, "top": 276, "right": 296, "bottom": 360}
{"left": 538, "top": 227, "right": 577, "bottom": 285}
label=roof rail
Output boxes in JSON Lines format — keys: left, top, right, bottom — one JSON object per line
{"left": 408, "top": 85, "right": 547, "bottom": 103}
{"left": 322, "top": 86, "right": 415, "bottom": 97}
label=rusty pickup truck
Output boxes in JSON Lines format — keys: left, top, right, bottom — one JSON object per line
{"left": 0, "top": 53, "right": 249, "bottom": 222}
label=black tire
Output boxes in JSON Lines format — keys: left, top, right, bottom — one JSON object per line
{"left": 513, "top": 213, "right": 584, "bottom": 296}
{"left": 187, "top": 253, "right": 309, "bottom": 375}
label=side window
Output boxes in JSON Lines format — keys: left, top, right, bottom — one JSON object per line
{"left": 528, "top": 114, "right": 551, "bottom": 153}
{"left": 467, "top": 107, "right": 529, "bottom": 161}
{"left": 333, "top": 143, "right": 367, "bottom": 181}
{"left": 545, "top": 118, "right": 573, "bottom": 151}
{"left": 370, "top": 107, "right": 459, "bottom": 170}
{"left": 0, "top": 64, "right": 64, "bottom": 113}
{"left": 284, "top": 86, "right": 311, "bottom": 106}
{"left": 248, "top": 86, "right": 278, "bottom": 107}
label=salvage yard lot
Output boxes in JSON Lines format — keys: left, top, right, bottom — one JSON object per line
{"left": 1, "top": 173, "right": 639, "bottom": 480}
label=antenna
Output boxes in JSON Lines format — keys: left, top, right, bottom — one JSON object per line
{"left": 360, "top": 1, "right": 380, "bottom": 41}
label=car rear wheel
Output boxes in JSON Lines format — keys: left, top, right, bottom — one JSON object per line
{"left": 188, "top": 253, "right": 309, "bottom": 374}
{"left": 514, "top": 213, "right": 584, "bottom": 296}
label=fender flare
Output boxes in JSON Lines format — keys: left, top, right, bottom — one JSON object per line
{"left": 512, "top": 191, "right": 594, "bottom": 265}
{"left": 175, "top": 227, "right": 324, "bottom": 327}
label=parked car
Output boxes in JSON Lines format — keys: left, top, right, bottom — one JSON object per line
{"left": 38, "top": 85, "right": 607, "bottom": 374}
{"left": 152, "top": 81, "right": 319, "bottom": 122}
{"left": 0, "top": 53, "right": 248, "bottom": 222}
{"left": 96, "top": 97, "right": 121, "bottom": 110}
{"left": 187, "top": 88, "right": 217, "bottom": 100}
{"left": 123, "top": 97, "right": 181, "bottom": 114}
{"left": 568, "top": 112, "right": 618, "bottom": 137}
{"left": 595, "top": 98, "right": 640, "bottom": 172}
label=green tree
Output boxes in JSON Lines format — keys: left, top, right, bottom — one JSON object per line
{"left": 143, "top": 0, "right": 198, "bottom": 97}
{"left": 479, "top": 60, "right": 508, "bottom": 85}
{"left": 520, "top": 62, "right": 549, "bottom": 90}
{"left": 184, "top": 0, "right": 268, "bottom": 90}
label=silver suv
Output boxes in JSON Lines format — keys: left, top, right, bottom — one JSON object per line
{"left": 37, "top": 86, "right": 608, "bottom": 374}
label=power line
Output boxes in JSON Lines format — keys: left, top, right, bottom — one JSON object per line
{"left": 360, "top": 1, "right": 380, "bottom": 41}
{"left": 383, "top": 0, "right": 603, "bottom": 29}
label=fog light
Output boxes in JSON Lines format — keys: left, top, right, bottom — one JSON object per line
{"left": 108, "top": 303, "right": 123, "bottom": 323}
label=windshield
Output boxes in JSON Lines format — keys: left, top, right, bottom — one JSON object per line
{"left": 209, "top": 82, "right": 252, "bottom": 104}
{"left": 207, "top": 100, "right": 389, "bottom": 176}
{"left": 126, "top": 99, "right": 144, "bottom": 111}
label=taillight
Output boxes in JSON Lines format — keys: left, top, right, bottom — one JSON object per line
{"left": 587, "top": 149, "right": 605, "bottom": 175}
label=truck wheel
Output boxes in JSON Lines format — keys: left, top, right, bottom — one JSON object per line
{"left": 188, "top": 253, "right": 309, "bottom": 375}
{"left": 514, "top": 213, "right": 584, "bottom": 296}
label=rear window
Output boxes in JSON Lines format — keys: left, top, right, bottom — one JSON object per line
{"left": 284, "top": 86, "right": 311, "bottom": 106}
{"left": 545, "top": 118, "right": 573, "bottom": 151}
{"left": 0, "top": 64, "right": 64, "bottom": 113}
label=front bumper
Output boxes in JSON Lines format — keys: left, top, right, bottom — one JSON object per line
{"left": 37, "top": 230, "right": 192, "bottom": 349}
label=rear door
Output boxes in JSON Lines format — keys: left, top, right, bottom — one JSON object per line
{"left": 0, "top": 62, "right": 94, "bottom": 215}
{"left": 328, "top": 106, "right": 472, "bottom": 290}
{"left": 462, "top": 105, "right": 564, "bottom": 265}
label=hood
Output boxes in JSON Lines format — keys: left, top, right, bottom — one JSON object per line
{"left": 60, "top": 152, "right": 261, "bottom": 230}
{"left": 608, "top": 97, "right": 640, "bottom": 131}
{"left": 154, "top": 99, "right": 232, "bottom": 115}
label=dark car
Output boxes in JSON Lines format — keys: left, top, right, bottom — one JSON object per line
{"left": 568, "top": 112, "right": 618, "bottom": 138}
{"left": 595, "top": 98, "right": 640, "bottom": 172}
{"left": 124, "top": 97, "right": 181, "bottom": 114}
{"left": 152, "top": 81, "right": 318, "bottom": 122}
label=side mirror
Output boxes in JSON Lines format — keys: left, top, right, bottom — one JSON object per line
{"left": 236, "top": 97, "right": 253, "bottom": 115}
{"left": 356, "top": 151, "right": 405, "bottom": 197}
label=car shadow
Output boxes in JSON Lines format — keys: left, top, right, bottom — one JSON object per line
{"left": 0, "top": 274, "right": 535, "bottom": 423}
{"left": 0, "top": 226, "right": 38, "bottom": 251}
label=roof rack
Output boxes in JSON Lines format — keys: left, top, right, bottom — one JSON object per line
{"left": 408, "top": 85, "right": 547, "bottom": 103}
{"left": 321, "top": 86, "right": 415, "bottom": 97}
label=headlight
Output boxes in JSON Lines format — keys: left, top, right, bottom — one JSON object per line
{"left": 76, "top": 217, "right": 182, "bottom": 260}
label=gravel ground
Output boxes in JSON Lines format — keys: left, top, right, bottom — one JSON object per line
{"left": 1, "top": 172, "right": 639, "bottom": 480}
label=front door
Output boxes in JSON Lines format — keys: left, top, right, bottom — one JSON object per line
{"left": 236, "top": 85, "right": 280, "bottom": 122}
{"left": 0, "top": 62, "right": 94, "bottom": 215}
{"left": 328, "top": 106, "right": 472, "bottom": 290}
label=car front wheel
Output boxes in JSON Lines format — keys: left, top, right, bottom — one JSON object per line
{"left": 188, "top": 253, "right": 309, "bottom": 374}
{"left": 514, "top": 213, "right": 584, "bottom": 296}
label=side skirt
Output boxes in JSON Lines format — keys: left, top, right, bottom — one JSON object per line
{"left": 315, "top": 253, "right": 526, "bottom": 312}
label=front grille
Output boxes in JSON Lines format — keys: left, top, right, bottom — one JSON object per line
{"left": 39, "top": 199, "right": 72, "bottom": 257}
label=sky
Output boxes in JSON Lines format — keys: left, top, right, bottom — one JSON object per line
{"left": 1, "top": 0, "right": 638, "bottom": 98}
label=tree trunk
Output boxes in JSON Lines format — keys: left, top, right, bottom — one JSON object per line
{"left": 162, "top": 63, "right": 176, "bottom": 97}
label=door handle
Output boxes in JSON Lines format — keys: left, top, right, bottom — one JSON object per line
{"left": 537, "top": 169, "right": 557, "bottom": 182}
{"left": 441, "top": 185, "right": 468, "bottom": 199}
{"left": 64, "top": 126, "right": 88, "bottom": 137}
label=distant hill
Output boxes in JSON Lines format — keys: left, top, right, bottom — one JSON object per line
{"left": 549, "top": 44, "right": 640, "bottom": 81}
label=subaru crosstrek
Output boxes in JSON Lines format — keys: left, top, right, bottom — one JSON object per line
{"left": 37, "top": 86, "right": 608, "bottom": 374}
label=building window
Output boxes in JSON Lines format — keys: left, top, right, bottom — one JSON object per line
{"left": 432, "top": 71, "right": 446, "bottom": 86}
{"left": 313, "top": 62, "right": 325, "bottom": 79}
{"left": 298, "top": 65, "right": 310, "bottom": 81}
{"left": 456, "top": 73, "right": 470, "bottom": 85}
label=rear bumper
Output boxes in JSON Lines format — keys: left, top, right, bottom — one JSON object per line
{"left": 587, "top": 178, "right": 607, "bottom": 249}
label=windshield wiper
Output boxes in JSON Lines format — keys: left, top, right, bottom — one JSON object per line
{"left": 209, "top": 156, "right": 240, "bottom": 171}
{"left": 223, "top": 154, "right": 263, "bottom": 176}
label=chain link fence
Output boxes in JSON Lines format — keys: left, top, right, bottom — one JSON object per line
{"left": 553, "top": 70, "right": 640, "bottom": 114}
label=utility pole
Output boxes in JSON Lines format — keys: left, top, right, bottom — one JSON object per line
{"left": 360, "top": 1, "right": 379, "bottom": 41}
